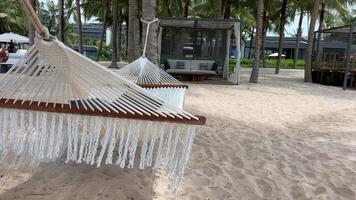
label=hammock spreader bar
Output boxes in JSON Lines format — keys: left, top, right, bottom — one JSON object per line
{"left": 0, "top": 99, "right": 206, "bottom": 125}
{"left": 138, "top": 84, "right": 189, "bottom": 89}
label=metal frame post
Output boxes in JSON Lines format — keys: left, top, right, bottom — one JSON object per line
{"left": 343, "top": 24, "right": 353, "bottom": 90}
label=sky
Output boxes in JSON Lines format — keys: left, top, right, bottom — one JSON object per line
{"left": 271, "top": 13, "right": 311, "bottom": 38}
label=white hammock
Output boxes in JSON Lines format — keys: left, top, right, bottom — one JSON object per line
{"left": 117, "top": 57, "right": 187, "bottom": 109}
{"left": 0, "top": 1, "right": 206, "bottom": 193}
{"left": 0, "top": 37, "right": 205, "bottom": 192}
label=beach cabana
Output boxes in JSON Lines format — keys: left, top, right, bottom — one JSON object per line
{"left": 312, "top": 23, "right": 356, "bottom": 90}
{"left": 158, "top": 17, "right": 242, "bottom": 84}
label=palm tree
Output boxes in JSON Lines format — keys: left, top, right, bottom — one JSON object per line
{"left": 183, "top": 0, "right": 189, "bottom": 17}
{"left": 249, "top": 0, "right": 264, "bottom": 83}
{"left": 224, "top": 0, "right": 232, "bottom": 19}
{"left": 293, "top": 7, "right": 303, "bottom": 68}
{"left": 305, "top": 0, "right": 320, "bottom": 82}
{"left": 58, "top": 0, "right": 65, "bottom": 42}
{"left": 29, "top": 0, "right": 36, "bottom": 46}
{"left": 275, "top": 0, "right": 288, "bottom": 74}
{"left": 315, "top": 2, "right": 325, "bottom": 66}
{"left": 110, "top": 0, "right": 118, "bottom": 68}
{"left": 248, "top": 26, "right": 254, "bottom": 58}
{"left": 39, "top": 1, "right": 59, "bottom": 35}
{"left": 75, "top": 0, "right": 83, "bottom": 54}
{"left": 128, "top": 0, "right": 140, "bottom": 62}
{"left": 91, "top": 0, "right": 110, "bottom": 61}
{"left": 142, "top": 0, "right": 158, "bottom": 64}
{"left": 116, "top": 9, "right": 122, "bottom": 61}
{"left": 260, "top": 2, "right": 267, "bottom": 68}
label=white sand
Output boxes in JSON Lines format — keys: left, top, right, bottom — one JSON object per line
{"left": 1, "top": 68, "right": 356, "bottom": 200}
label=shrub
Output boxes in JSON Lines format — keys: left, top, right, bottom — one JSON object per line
{"left": 229, "top": 58, "right": 305, "bottom": 73}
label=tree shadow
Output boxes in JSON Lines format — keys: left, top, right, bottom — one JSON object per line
{"left": 0, "top": 160, "right": 155, "bottom": 200}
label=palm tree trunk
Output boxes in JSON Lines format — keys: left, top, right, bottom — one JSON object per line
{"left": 142, "top": 0, "right": 158, "bottom": 64}
{"left": 275, "top": 0, "right": 288, "bottom": 74}
{"left": 261, "top": 3, "right": 267, "bottom": 68}
{"left": 110, "top": 0, "right": 119, "bottom": 68}
{"left": 75, "top": 0, "right": 83, "bottom": 54}
{"left": 224, "top": 0, "right": 232, "bottom": 19}
{"left": 183, "top": 0, "right": 189, "bottom": 17}
{"left": 58, "top": 0, "right": 65, "bottom": 42}
{"left": 293, "top": 8, "right": 303, "bottom": 68}
{"left": 28, "top": 0, "right": 36, "bottom": 46}
{"left": 249, "top": 0, "right": 264, "bottom": 83}
{"left": 315, "top": 2, "right": 325, "bottom": 67}
{"left": 248, "top": 26, "right": 254, "bottom": 59}
{"left": 305, "top": 0, "right": 320, "bottom": 82}
{"left": 96, "top": 0, "right": 109, "bottom": 61}
{"left": 116, "top": 10, "right": 122, "bottom": 62}
{"left": 128, "top": 0, "right": 140, "bottom": 62}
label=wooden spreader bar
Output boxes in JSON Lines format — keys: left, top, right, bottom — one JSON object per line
{"left": 0, "top": 99, "right": 206, "bottom": 125}
{"left": 138, "top": 84, "right": 189, "bottom": 89}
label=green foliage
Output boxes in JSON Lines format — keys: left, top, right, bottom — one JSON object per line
{"left": 0, "top": 0, "right": 28, "bottom": 34}
{"left": 230, "top": 58, "right": 305, "bottom": 73}
{"left": 96, "top": 44, "right": 113, "bottom": 61}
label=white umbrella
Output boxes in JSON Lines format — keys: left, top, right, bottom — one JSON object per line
{"left": 0, "top": 32, "right": 29, "bottom": 43}
{"left": 268, "top": 52, "right": 286, "bottom": 57}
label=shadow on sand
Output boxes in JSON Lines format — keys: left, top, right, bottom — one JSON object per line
{"left": 0, "top": 160, "right": 155, "bottom": 200}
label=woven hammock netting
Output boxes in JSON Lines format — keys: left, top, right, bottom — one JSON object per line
{"left": 0, "top": 37, "right": 204, "bottom": 192}
{"left": 117, "top": 57, "right": 186, "bottom": 109}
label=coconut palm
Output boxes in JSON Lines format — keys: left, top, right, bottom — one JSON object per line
{"left": 58, "top": 0, "right": 65, "bottom": 42}
{"left": 82, "top": 0, "right": 110, "bottom": 61}
{"left": 305, "top": 0, "right": 321, "bottom": 82}
{"left": 275, "top": 0, "right": 288, "bottom": 74}
{"left": 260, "top": 2, "right": 280, "bottom": 67}
{"left": 110, "top": 0, "right": 119, "bottom": 68}
{"left": 293, "top": 7, "right": 304, "bottom": 68}
{"left": 128, "top": 0, "right": 140, "bottom": 62}
{"left": 39, "top": 1, "right": 59, "bottom": 35}
{"left": 28, "top": 0, "right": 36, "bottom": 45}
{"left": 249, "top": 0, "right": 264, "bottom": 83}
{"left": 75, "top": 0, "right": 83, "bottom": 54}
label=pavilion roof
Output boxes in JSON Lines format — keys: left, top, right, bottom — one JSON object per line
{"left": 158, "top": 17, "right": 241, "bottom": 30}
{"left": 316, "top": 23, "right": 356, "bottom": 34}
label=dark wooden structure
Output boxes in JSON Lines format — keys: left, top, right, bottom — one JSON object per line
{"left": 312, "top": 24, "right": 356, "bottom": 90}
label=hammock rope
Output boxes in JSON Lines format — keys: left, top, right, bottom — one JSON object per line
{"left": 117, "top": 19, "right": 187, "bottom": 109}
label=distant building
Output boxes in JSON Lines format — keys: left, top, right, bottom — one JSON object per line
{"left": 75, "top": 23, "right": 105, "bottom": 41}
{"left": 74, "top": 23, "right": 128, "bottom": 47}
{"left": 240, "top": 36, "right": 356, "bottom": 60}
{"left": 242, "top": 36, "right": 308, "bottom": 59}
{"left": 105, "top": 23, "right": 127, "bottom": 46}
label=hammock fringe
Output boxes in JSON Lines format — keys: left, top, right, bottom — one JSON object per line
{"left": 0, "top": 108, "right": 195, "bottom": 192}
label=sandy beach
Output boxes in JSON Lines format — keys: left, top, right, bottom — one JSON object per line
{"left": 1, "top": 68, "right": 356, "bottom": 200}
